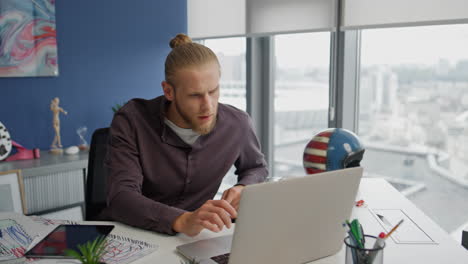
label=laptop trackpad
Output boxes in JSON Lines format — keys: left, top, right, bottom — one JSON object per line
{"left": 177, "top": 235, "right": 233, "bottom": 261}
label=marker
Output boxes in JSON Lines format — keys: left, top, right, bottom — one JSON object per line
{"left": 366, "top": 219, "right": 404, "bottom": 263}
{"left": 342, "top": 223, "right": 357, "bottom": 244}
{"left": 368, "top": 232, "right": 386, "bottom": 263}
{"left": 351, "top": 219, "right": 365, "bottom": 247}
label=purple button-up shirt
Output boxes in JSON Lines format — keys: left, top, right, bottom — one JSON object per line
{"left": 102, "top": 96, "right": 268, "bottom": 235}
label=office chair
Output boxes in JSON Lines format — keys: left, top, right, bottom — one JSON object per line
{"left": 85, "top": 127, "right": 110, "bottom": 220}
{"left": 463, "top": 230, "right": 468, "bottom": 250}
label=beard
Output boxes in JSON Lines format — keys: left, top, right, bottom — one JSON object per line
{"left": 174, "top": 100, "right": 217, "bottom": 135}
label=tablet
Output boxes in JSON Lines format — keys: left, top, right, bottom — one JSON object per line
{"left": 24, "top": 224, "right": 114, "bottom": 258}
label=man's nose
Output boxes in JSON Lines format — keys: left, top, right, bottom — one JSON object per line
{"left": 201, "top": 94, "right": 212, "bottom": 112}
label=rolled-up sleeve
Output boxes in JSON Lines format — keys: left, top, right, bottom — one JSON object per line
{"left": 105, "top": 110, "right": 186, "bottom": 235}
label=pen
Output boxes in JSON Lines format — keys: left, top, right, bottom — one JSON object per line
{"left": 342, "top": 223, "right": 358, "bottom": 264}
{"left": 385, "top": 219, "right": 404, "bottom": 239}
{"left": 342, "top": 223, "right": 359, "bottom": 246}
{"left": 359, "top": 221, "right": 366, "bottom": 244}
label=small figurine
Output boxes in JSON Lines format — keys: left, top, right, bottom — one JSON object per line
{"left": 50, "top": 97, "right": 67, "bottom": 154}
{"left": 77, "top": 126, "right": 89, "bottom": 151}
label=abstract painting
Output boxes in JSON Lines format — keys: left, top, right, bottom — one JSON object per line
{"left": 0, "top": 0, "right": 58, "bottom": 77}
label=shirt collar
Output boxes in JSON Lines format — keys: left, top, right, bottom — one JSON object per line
{"left": 152, "top": 95, "right": 224, "bottom": 149}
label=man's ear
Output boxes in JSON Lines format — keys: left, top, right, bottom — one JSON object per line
{"left": 162, "top": 81, "right": 174, "bottom": 101}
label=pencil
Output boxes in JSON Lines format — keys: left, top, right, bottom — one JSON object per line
{"left": 384, "top": 219, "right": 404, "bottom": 239}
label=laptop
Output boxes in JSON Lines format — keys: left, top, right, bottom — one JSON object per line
{"left": 177, "top": 167, "right": 363, "bottom": 264}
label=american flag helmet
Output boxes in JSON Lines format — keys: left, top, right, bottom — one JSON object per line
{"left": 303, "top": 128, "right": 365, "bottom": 174}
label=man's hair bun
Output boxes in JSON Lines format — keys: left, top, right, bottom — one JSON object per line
{"left": 169, "top": 33, "right": 192, "bottom": 49}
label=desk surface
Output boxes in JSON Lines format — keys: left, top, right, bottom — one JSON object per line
{"left": 100, "top": 178, "right": 468, "bottom": 264}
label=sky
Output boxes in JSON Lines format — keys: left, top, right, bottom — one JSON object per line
{"left": 361, "top": 23, "right": 468, "bottom": 66}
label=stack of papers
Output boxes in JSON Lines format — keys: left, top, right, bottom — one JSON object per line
{"left": 0, "top": 213, "right": 158, "bottom": 264}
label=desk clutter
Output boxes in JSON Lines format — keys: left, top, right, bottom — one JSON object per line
{"left": 0, "top": 213, "right": 157, "bottom": 264}
{"left": 343, "top": 218, "right": 404, "bottom": 264}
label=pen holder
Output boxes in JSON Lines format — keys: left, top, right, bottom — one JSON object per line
{"left": 344, "top": 235, "right": 385, "bottom": 264}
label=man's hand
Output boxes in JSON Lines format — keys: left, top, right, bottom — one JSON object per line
{"left": 221, "top": 185, "right": 245, "bottom": 211}
{"left": 172, "top": 200, "right": 237, "bottom": 237}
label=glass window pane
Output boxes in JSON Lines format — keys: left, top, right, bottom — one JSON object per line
{"left": 203, "top": 37, "right": 246, "bottom": 190}
{"left": 273, "top": 33, "right": 331, "bottom": 179}
{"left": 204, "top": 37, "right": 246, "bottom": 111}
{"left": 359, "top": 24, "right": 468, "bottom": 234}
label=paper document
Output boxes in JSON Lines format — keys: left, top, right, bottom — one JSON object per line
{"left": 370, "top": 208, "right": 437, "bottom": 244}
{"left": 0, "top": 213, "right": 158, "bottom": 264}
{"left": 0, "top": 212, "right": 54, "bottom": 262}
{"left": 103, "top": 234, "right": 157, "bottom": 264}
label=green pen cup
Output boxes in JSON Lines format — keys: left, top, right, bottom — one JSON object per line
{"left": 344, "top": 235, "right": 385, "bottom": 264}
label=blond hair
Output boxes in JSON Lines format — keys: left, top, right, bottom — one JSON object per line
{"left": 164, "top": 33, "right": 220, "bottom": 86}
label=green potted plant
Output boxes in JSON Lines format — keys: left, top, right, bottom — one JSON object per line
{"left": 64, "top": 236, "right": 108, "bottom": 264}
{"left": 111, "top": 102, "right": 127, "bottom": 113}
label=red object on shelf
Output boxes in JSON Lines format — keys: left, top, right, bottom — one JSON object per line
{"left": 4, "top": 141, "right": 40, "bottom": 161}
{"left": 355, "top": 199, "right": 366, "bottom": 207}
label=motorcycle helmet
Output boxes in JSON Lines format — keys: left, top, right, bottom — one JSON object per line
{"left": 303, "top": 128, "right": 365, "bottom": 174}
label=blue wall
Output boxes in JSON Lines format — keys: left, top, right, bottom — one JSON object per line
{"left": 0, "top": 0, "right": 187, "bottom": 150}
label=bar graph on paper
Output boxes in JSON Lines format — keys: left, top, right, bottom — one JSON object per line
{"left": 0, "top": 213, "right": 158, "bottom": 264}
{"left": 0, "top": 219, "right": 33, "bottom": 261}
{"left": 103, "top": 234, "right": 157, "bottom": 264}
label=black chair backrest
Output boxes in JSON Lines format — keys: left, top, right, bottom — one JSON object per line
{"left": 85, "top": 128, "right": 110, "bottom": 220}
{"left": 463, "top": 230, "right": 468, "bottom": 250}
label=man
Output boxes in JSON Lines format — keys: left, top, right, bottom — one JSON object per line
{"left": 102, "top": 34, "right": 268, "bottom": 236}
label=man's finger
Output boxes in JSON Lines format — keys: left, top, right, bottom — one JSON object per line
{"left": 231, "top": 200, "right": 240, "bottom": 211}
{"left": 222, "top": 189, "right": 233, "bottom": 202}
{"left": 207, "top": 206, "right": 232, "bottom": 228}
{"left": 201, "top": 220, "right": 220, "bottom": 233}
{"left": 201, "top": 211, "right": 225, "bottom": 230}
{"left": 211, "top": 200, "right": 237, "bottom": 218}
{"left": 221, "top": 189, "right": 228, "bottom": 200}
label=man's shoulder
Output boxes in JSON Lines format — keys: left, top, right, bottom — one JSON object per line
{"left": 219, "top": 103, "right": 250, "bottom": 123}
{"left": 111, "top": 96, "right": 165, "bottom": 133}
{"left": 117, "top": 96, "right": 163, "bottom": 116}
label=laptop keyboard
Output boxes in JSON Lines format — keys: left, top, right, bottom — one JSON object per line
{"left": 211, "top": 253, "right": 230, "bottom": 264}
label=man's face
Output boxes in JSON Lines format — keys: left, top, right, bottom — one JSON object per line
{"left": 164, "top": 62, "right": 220, "bottom": 135}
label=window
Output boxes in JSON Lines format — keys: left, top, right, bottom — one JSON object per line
{"left": 203, "top": 37, "right": 247, "bottom": 111}
{"left": 358, "top": 24, "right": 468, "bottom": 233}
{"left": 273, "top": 33, "right": 331, "bottom": 178}
{"left": 203, "top": 37, "right": 247, "bottom": 189}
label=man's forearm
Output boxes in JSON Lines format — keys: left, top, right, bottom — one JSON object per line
{"left": 237, "top": 166, "right": 268, "bottom": 185}
{"left": 172, "top": 212, "right": 191, "bottom": 233}
{"left": 108, "top": 191, "right": 186, "bottom": 235}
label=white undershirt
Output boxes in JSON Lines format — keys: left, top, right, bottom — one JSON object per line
{"left": 164, "top": 118, "right": 200, "bottom": 145}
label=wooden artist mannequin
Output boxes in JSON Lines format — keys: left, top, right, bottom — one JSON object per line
{"left": 50, "top": 97, "right": 67, "bottom": 153}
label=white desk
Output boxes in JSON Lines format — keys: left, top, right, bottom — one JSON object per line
{"left": 99, "top": 178, "right": 468, "bottom": 264}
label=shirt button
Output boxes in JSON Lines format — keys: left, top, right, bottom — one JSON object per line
{"left": 186, "top": 179, "right": 191, "bottom": 184}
